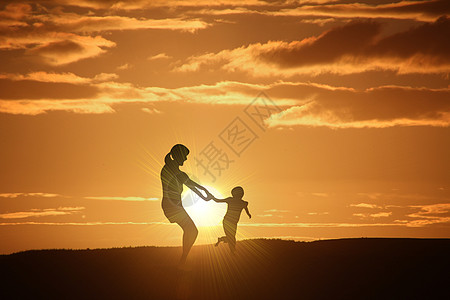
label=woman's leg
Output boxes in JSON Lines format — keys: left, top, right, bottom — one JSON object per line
{"left": 178, "top": 216, "right": 198, "bottom": 264}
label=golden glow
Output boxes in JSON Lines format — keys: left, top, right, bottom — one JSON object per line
{"left": 183, "top": 186, "right": 227, "bottom": 227}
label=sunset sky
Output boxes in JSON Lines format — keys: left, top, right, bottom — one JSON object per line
{"left": 1, "top": 0, "right": 449, "bottom": 254}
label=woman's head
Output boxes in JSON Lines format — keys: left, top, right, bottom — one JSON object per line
{"left": 231, "top": 186, "right": 244, "bottom": 199}
{"left": 165, "top": 144, "right": 190, "bottom": 166}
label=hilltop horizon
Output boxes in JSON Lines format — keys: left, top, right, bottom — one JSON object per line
{"left": 2, "top": 238, "right": 448, "bottom": 299}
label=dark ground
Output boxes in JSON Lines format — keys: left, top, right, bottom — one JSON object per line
{"left": 1, "top": 238, "right": 449, "bottom": 300}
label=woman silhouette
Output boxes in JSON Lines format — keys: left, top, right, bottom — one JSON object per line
{"left": 160, "top": 144, "right": 212, "bottom": 264}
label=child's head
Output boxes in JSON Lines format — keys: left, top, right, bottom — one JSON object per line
{"left": 231, "top": 186, "right": 244, "bottom": 199}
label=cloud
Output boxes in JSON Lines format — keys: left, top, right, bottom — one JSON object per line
{"left": 0, "top": 3, "right": 32, "bottom": 20}
{"left": 44, "top": 0, "right": 277, "bottom": 10}
{"left": 258, "top": 209, "right": 289, "bottom": 218}
{"left": 405, "top": 204, "right": 450, "bottom": 226}
{"left": 357, "top": 193, "right": 383, "bottom": 200}
{"left": 0, "top": 77, "right": 448, "bottom": 130}
{"left": 266, "top": 85, "right": 450, "bottom": 128}
{"left": 0, "top": 71, "right": 118, "bottom": 84}
{"left": 350, "top": 203, "right": 382, "bottom": 209}
{"left": 353, "top": 213, "right": 369, "bottom": 218}
{"left": 0, "top": 75, "right": 447, "bottom": 131}
{"left": 239, "top": 222, "right": 403, "bottom": 228}
{"left": 257, "top": 214, "right": 274, "bottom": 217}
{"left": 353, "top": 203, "right": 450, "bottom": 226}
{"left": 26, "top": 36, "right": 115, "bottom": 65}
{"left": 195, "top": 0, "right": 449, "bottom": 22}
{"left": 0, "top": 99, "right": 115, "bottom": 115}
{"left": 0, "top": 221, "right": 171, "bottom": 226}
{"left": 0, "top": 80, "right": 296, "bottom": 115}
{"left": 0, "top": 4, "right": 208, "bottom": 65}
{"left": 0, "top": 192, "right": 62, "bottom": 198}
{"left": 311, "top": 192, "right": 328, "bottom": 197}
{"left": 409, "top": 203, "right": 450, "bottom": 216}
{"left": 0, "top": 207, "right": 84, "bottom": 219}
{"left": 274, "top": 0, "right": 450, "bottom": 22}
{"left": 147, "top": 53, "right": 171, "bottom": 60}
{"left": 370, "top": 212, "right": 392, "bottom": 218}
{"left": 176, "top": 17, "right": 450, "bottom": 76}
{"left": 84, "top": 196, "right": 159, "bottom": 201}
{"left": 307, "top": 212, "right": 329, "bottom": 215}
{"left": 38, "top": 14, "right": 209, "bottom": 33}
{"left": 117, "top": 63, "right": 131, "bottom": 70}
{"left": 141, "top": 107, "right": 162, "bottom": 114}
{"left": 1, "top": 79, "right": 448, "bottom": 131}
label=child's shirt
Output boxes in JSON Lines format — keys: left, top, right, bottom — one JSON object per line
{"left": 224, "top": 198, "right": 248, "bottom": 224}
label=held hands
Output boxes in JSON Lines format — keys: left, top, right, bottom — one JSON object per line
{"left": 204, "top": 190, "right": 215, "bottom": 201}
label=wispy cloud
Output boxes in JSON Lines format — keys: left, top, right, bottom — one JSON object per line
{"left": 117, "top": 63, "right": 132, "bottom": 70}
{"left": 84, "top": 196, "right": 159, "bottom": 201}
{"left": 370, "top": 212, "right": 392, "bottom": 218}
{"left": 147, "top": 53, "right": 171, "bottom": 60}
{"left": 264, "top": 209, "right": 290, "bottom": 213}
{"left": 350, "top": 203, "right": 382, "bottom": 209}
{"left": 240, "top": 222, "right": 403, "bottom": 228}
{"left": 311, "top": 193, "right": 329, "bottom": 197}
{"left": 46, "top": 0, "right": 274, "bottom": 10}
{"left": 357, "top": 193, "right": 383, "bottom": 200}
{"left": 307, "top": 212, "right": 329, "bottom": 215}
{"left": 0, "top": 192, "right": 62, "bottom": 198}
{"left": 0, "top": 80, "right": 296, "bottom": 115}
{"left": 0, "top": 72, "right": 118, "bottom": 84}
{"left": 0, "top": 207, "right": 84, "bottom": 219}
{"left": 141, "top": 107, "right": 162, "bottom": 114}
{"left": 406, "top": 204, "right": 450, "bottom": 226}
{"left": 257, "top": 214, "right": 274, "bottom": 218}
{"left": 0, "top": 221, "right": 172, "bottom": 226}
{"left": 195, "top": 0, "right": 448, "bottom": 22}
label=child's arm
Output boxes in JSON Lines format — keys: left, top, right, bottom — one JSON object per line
{"left": 212, "top": 196, "right": 232, "bottom": 203}
{"left": 244, "top": 205, "right": 251, "bottom": 219}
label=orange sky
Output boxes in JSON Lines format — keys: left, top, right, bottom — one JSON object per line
{"left": 0, "top": 0, "right": 449, "bottom": 254}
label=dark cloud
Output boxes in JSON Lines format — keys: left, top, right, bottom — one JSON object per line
{"left": 372, "top": 16, "right": 450, "bottom": 61}
{"left": 29, "top": 40, "right": 84, "bottom": 56}
{"left": 259, "top": 16, "right": 450, "bottom": 69}
{"left": 259, "top": 20, "right": 382, "bottom": 67}
{"left": 266, "top": 83, "right": 450, "bottom": 128}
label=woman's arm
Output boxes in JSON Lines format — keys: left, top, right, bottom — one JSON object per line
{"left": 186, "top": 178, "right": 209, "bottom": 193}
{"left": 185, "top": 178, "right": 213, "bottom": 200}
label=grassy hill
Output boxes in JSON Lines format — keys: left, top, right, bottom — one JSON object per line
{"left": 1, "top": 238, "right": 449, "bottom": 299}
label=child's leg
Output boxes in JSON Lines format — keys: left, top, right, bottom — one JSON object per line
{"left": 215, "top": 236, "right": 226, "bottom": 246}
{"left": 224, "top": 221, "right": 237, "bottom": 253}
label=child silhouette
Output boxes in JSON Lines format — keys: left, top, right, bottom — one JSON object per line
{"left": 212, "top": 186, "right": 251, "bottom": 254}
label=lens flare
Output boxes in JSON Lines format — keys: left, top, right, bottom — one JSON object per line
{"left": 183, "top": 186, "right": 227, "bottom": 227}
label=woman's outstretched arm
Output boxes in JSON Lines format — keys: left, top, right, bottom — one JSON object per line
{"left": 185, "top": 178, "right": 213, "bottom": 200}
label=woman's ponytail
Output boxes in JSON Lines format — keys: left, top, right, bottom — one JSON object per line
{"left": 164, "top": 144, "right": 189, "bottom": 166}
{"left": 164, "top": 152, "right": 172, "bottom": 165}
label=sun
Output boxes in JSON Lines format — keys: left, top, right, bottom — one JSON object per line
{"left": 182, "top": 186, "right": 227, "bottom": 227}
